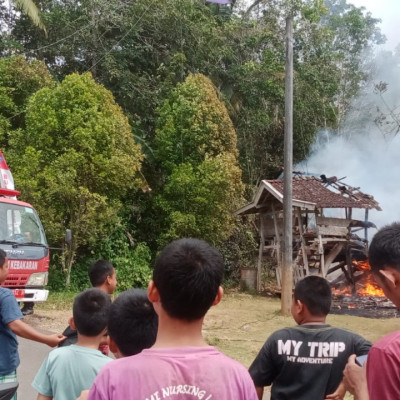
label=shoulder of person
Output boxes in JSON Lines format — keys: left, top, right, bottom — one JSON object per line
{"left": 371, "top": 329, "right": 400, "bottom": 351}
{"left": 0, "top": 287, "right": 16, "bottom": 300}
{"left": 329, "top": 326, "right": 369, "bottom": 339}
{"left": 270, "top": 326, "right": 306, "bottom": 337}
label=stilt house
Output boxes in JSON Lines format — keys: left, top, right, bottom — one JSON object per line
{"left": 235, "top": 176, "right": 381, "bottom": 290}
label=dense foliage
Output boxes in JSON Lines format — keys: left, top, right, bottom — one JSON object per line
{"left": 0, "top": 0, "right": 388, "bottom": 288}
{"left": 155, "top": 74, "right": 244, "bottom": 246}
{"left": 7, "top": 72, "right": 144, "bottom": 286}
{"left": 0, "top": 56, "right": 54, "bottom": 142}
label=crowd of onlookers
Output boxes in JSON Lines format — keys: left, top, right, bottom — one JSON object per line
{"left": 1, "top": 223, "right": 400, "bottom": 400}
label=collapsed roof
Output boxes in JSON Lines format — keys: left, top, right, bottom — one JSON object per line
{"left": 236, "top": 176, "right": 382, "bottom": 215}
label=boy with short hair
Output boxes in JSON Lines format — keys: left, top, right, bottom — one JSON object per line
{"left": 88, "top": 260, "right": 117, "bottom": 294}
{"left": 108, "top": 288, "right": 158, "bottom": 358}
{"left": 0, "top": 249, "right": 64, "bottom": 398}
{"left": 59, "top": 259, "right": 116, "bottom": 348}
{"left": 77, "top": 289, "right": 158, "bottom": 400}
{"left": 249, "top": 275, "right": 371, "bottom": 400}
{"left": 87, "top": 238, "right": 258, "bottom": 400}
{"left": 32, "top": 288, "right": 112, "bottom": 400}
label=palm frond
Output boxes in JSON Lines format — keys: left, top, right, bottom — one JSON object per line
{"left": 13, "top": 0, "right": 47, "bottom": 36}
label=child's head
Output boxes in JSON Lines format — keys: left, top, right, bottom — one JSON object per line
{"left": 292, "top": 276, "right": 331, "bottom": 321}
{"left": 369, "top": 222, "right": 400, "bottom": 307}
{"left": 152, "top": 238, "right": 224, "bottom": 321}
{"left": 369, "top": 222, "right": 400, "bottom": 273}
{"left": 72, "top": 288, "right": 111, "bottom": 337}
{"left": 0, "top": 249, "right": 8, "bottom": 284}
{"left": 88, "top": 259, "right": 117, "bottom": 294}
{"left": 108, "top": 289, "right": 158, "bottom": 357}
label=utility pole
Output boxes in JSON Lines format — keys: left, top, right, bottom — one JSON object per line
{"left": 281, "top": 16, "right": 294, "bottom": 315}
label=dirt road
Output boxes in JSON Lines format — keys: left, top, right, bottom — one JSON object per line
{"left": 16, "top": 311, "right": 69, "bottom": 400}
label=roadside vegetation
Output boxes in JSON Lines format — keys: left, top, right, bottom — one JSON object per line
{"left": 0, "top": 0, "right": 396, "bottom": 292}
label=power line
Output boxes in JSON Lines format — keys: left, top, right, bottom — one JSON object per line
{"left": 32, "top": 24, "right": 88, "bottom": 52}
{"left": 85, "top": 0, "right": 158, "bottom": 73}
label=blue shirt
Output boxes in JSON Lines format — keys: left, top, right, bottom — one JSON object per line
{"left": 0, "top": 287, "right": 23, "bottom": 375}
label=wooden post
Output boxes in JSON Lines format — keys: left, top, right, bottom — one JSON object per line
{"left": 257, "top": 216, "right": 265, "bottom": 291}
{"left": 295, "top": 207, "right": 309, "bottom": 276}
{"left": 281, "top": 16, "right": 294, "bottom": 316}
{"left": 272, "top": 203, "right": 281, "bottom": 269}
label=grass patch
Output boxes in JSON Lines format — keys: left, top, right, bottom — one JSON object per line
{"left": 36, "top": 291, "right": 77, "bottom": 311}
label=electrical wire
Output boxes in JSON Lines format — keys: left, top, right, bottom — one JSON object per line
{"left": 85, "top": 0, "right": 158, "bottom": 73}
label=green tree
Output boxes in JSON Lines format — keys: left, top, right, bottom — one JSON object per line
{"left": 1, "top": 0, "right": 386, "bottom": 275}
{"left": 155, "top": 73, "right": 244, "bottom": 246}
{"left": 0, "top": 56, "right": 54, "bottom": 146}
{"left": 8, "top": 72, "right": 144, "bottom": 287}
{"left": 221, "top": 0, "right": 384, "bottom": 184}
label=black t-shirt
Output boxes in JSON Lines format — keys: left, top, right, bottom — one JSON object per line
{"left": 58, "top": 325, "right": 78, "bottom": 347}
{"left": 249, "top": 324, "right": 371, "bottom": 400}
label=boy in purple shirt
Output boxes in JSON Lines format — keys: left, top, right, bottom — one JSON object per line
{"left": 87, "top": 238, "right": 258, "bottom": 400}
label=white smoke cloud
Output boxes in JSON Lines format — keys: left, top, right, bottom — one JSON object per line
{"left": 298, "top": 50, "right": 400, "bottom": 231}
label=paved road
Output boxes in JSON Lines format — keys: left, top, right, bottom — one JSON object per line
{"left": 17, "top": 337, "right": 52, "bottom": 400}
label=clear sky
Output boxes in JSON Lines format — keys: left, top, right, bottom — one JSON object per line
{"left": 348, "top": 0, "right": 399, "bottom": 50}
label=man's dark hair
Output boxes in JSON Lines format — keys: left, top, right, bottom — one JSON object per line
{"left": 88, "top": 259, "right": 114, "bottom": 287}
{"left": 73, "top": 288, "right": 111, "bottom": 336}
{"left": 108, "top": 289, "right": 158, "bottom": 356}
{"left": 294, "top": 276, "right": 331, "bottom": 316}
{"left": 0, "top": 249, "right": 6, "bottom": 268}
{"left": 153, "top": 238, "right": 224, "bottom": 321}
{"left": 369, "top": 222, "right": 400, "bottom": 273}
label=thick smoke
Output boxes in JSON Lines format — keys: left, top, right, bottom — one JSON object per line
{"left": 298, "top": 49, "right": 400, "bottom": 230}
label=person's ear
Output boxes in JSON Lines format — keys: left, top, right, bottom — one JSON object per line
{"left": 68, "top": 317, "right": 76, "bottom": 330}
{"left": 109, "top": 337, "right": 123, "bottom": 359}
{"left": 106, "top": 275, "right": 112, "bottom": 285}
{"left": 212, "top": 286, "right": 224, "bottom": 306}
{"left": 379, "top": 268, "right": 400, "bottom": 288}
{"left": 148, "top": 280, "right": 160, "bottom": 304}
{"left": 293, "top": 299, "right": 304, "bottom": 313}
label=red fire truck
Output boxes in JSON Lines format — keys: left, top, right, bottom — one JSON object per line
{"left": 0, "top": 151, "right": 50, "bottom": 303}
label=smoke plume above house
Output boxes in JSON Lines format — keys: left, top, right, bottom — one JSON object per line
{"left": 297, "top": 50, "right": 400, "bottom": 230}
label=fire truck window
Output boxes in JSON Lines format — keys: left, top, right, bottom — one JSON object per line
{"left": 23, "top": 231, "right": 33, "bottom": 242}
{"left": 6, "top": 209, "right": 22, "bottom": 236}
{"left": 21, "top": 214, "right": 40, "bottom": 243}
{"left": 0, "top": 204, "right": 46, "bottom": 245}
{"left": 0, "top": 208, "right": 6, "bottom": 239}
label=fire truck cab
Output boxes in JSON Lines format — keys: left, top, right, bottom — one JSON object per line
{"left": 0, "top": 193, "right": 49, "bottom": 302}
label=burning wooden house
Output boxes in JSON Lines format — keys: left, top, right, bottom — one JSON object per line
{"left": 236, "top": 175, "right": 382, "bottom": 292}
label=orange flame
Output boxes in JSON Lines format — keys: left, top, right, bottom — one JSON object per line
{"left": 358, "top": 281, "right": 385, "bottom": 297}
{"left": 332, "top": 287, "right": 352, "bottom": 296}
{"left": 332, "top": 260, "right": 385, "bottom": 297}
{"left": 352, "top": 260, "right": 371, "bottom": 271}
